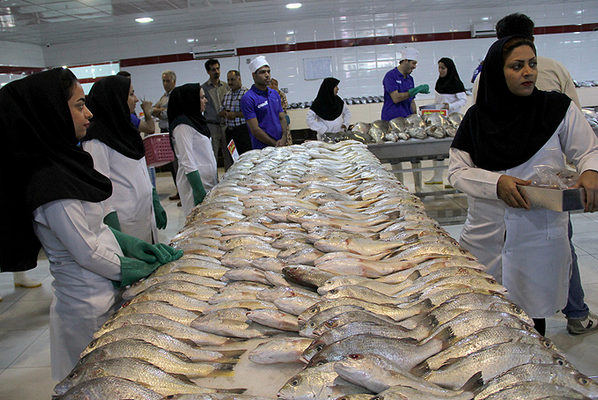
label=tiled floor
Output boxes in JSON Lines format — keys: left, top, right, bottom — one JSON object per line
{"left": 0, "top": 163, "right": 597, "bottom": 399}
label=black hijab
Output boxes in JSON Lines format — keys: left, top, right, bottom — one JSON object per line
{"left": 451, "top": 36, "right": 571, "bottom": 171}
{"left": 0, "top": 68, "right": 112, "bottom": 271}
{"left": 435, "top": 57, "right": 466, "bottom": 94}
{"left": 310, "top": 77, "right": 344, "bottom": 121}
{"left": 82, "top": 75, "right": 146, "bottom": 160}
{"left": 168, "top": 83, "right": 210, "bottom": 138}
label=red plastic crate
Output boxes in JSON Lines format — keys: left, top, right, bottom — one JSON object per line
{"left": 143, "top": 133, "right": 174, "bottom": 168}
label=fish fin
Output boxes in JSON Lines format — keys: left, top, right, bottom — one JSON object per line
{"left": 403, "top": 270, "right": 421, "bottom": 285}
{"left": 410, "top": 360, "right": 430, "bottom": 377}
{"left": 206, "top": 362, "right": 236, "bottom": 377}
{"left": 215, "top": 388, "right": 248, "bottom": 394}
{"left": 402, "top": 233, "right": 420, "bottom": 245}
{"left": 417, "top": 313, "right": 439, "bottom": 330}
{"left": 429, "top": 327, "right": 454, "bottom": 351}
{"left": 461, "top": 371, "right": 484, "bottom": 393}
{"left": 437, "top": 356, "right": 463, "bottom": 370}
{"left": 219, "top": 349, "right": 247, "bottom": 361}
{"left": 179, "top": 338, "right": 201, "bottom": 347}
{"left": 405, "top": 292, "right": 422, "bottom": 302}
{"left": 419, "top": 298, "right": 434, "bottom": 311}
{"left": 172, "top": 351, "right": 194, "bottom": 362}
{"left": 171, "top": 373, "right": 196, "bottom": 385}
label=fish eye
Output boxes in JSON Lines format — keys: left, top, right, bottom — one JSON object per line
{"left": 88, "top": 340, "right": 97, "bottom": 349}
{"left": 290, "top": 378, "right": 301, "bottom": 387}
{"left": 540, "top": 338, "right": 553, "bottom": 349}
{"left": 329, "top": 289, "right": 338, "bottom": 294}
{"left": 576, "top": 375, "right": 590, "bottom": 386}
{"left": 68, "top": 371, "right": 78, "bottom": 379}
{"left": 348, "top": 354, "right": 362, "bottom": 360}
{"left": 555, "top": 357, "right": 566, "bottom": 366}
{"left": 488, "top": 279, "right": 497, "bottom": 284}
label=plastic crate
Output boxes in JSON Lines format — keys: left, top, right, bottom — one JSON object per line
{"left": 143, "top": 133, "right": 174, "bottom": 168}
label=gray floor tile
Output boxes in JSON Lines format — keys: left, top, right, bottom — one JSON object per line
{"left": 0, "top": 367, "right": 55, "bottom": 400}
{"left": 0, "top": 329, "right": 45, "bottom": 368}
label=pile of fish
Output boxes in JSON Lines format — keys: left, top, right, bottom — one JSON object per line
{"left": 319, "top": 113, "right": 463, "bottom": 144}
{"left": 53, "top": 140, "right": 598, "bottom": 400}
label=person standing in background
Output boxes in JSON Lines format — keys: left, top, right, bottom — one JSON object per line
{"left": 381, "top": 46, "right": 430, "bottom": 192}
{"left": 269, "top": 78, "right": 292, "bottom": 146}
{"left": 202, "top": 59, "right": 232, "bottom": 170}
{"left": 151, "top": 70, "right": 180, "bottom": 203}
{"left": 81, "top": 75, "right": 167, "bottom": 243}
{"left": 240, "top": 56, "right": 289, "bottom": 149}
{"left": 221, "top": 70, "right": 252, "bottom": 156}
{"left": 426, "top": 57, "right": 467, "bottom": 186}
{"left": 306, "top": 77, "right": 351, "bottom": 139}
{"left": 115, "top": 70, "right": 154, "bottom": 135}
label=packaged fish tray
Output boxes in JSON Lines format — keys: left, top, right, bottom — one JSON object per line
{"left": 143, "top": 133, "right": 174, "bottom": 168}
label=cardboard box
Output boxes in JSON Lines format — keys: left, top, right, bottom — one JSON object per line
{"left": 517, "top": 185, "right": 585, "bottom": 212}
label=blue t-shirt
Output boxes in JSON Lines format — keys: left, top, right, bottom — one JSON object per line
{"left": 240, "top": 85, "right": 283, "bottom": 150}
{"left": 381, "top": 68, "right": 415, "bottom": 121}
{"left": 130, "top": 113, "right": 141, "bottom": 129}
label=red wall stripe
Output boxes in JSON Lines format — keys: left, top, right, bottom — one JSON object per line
{"left": 3, "top": 22, "right": 597, "bottom": 75}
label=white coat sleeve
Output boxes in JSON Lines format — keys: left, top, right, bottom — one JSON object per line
{"left": 558, "top": 104, "right": 598, "bottom": 173}
{"left": 37, "top": 200, "right": 122, "bottom": 280}
{"left": 448, "top": 147, "right": 502, "bottom": 200}
{"left": 81, "top": 140, "right": 116, "bottom": 215}
{"left": 306, "top": 110, "right": 328, "bottom": 135}
{"left": 172, "top": 125, "right": 198, "bottom": 175}
{"left": 342, "top": 103, "right": 351, "bottom": 127}
{"left": 451, "top": 92, "right": 467, "bottom": 113}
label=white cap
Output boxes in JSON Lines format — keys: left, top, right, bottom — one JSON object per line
{"left": 400, "top": 47, "right": 419, "bottom": 62}
{"left": 249, "top": 56, "right": 269, "bottom": 73}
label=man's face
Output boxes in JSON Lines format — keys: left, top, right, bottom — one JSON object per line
{"left": 162, "top": 73, "right": 175, "bottom": 92}
{"left": 402, "top": 60, "right": 417, "bottom": 74}
{"left": 253, "top": 66, "right": 271, "bottom": 87}
{"left": 227, "top": 72, "right": 242, "bottom": 91}
{"left": 208, "top": 63, "right": 220, "bottom": 81}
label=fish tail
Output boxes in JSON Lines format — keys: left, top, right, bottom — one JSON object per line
{"left": 206, "top": 363, "right": 236, "bottom": 377}
{"left": 410, "top": 360, "right": 431, "bottom": 377}
{"left": 219, "top": 349, "right": 247, "bottom": 361}
{"left": 461, "top": 371, "right": 484, "bottom": 393}
{"left": 215, "top": 388, "right": 248, "bottom": 394}
{"left": 430, "top": 327, "right": 454, "bottom": 350}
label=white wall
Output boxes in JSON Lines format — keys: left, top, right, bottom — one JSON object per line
{"left": 26, "top": 1, "right": 598, "bottom": 105}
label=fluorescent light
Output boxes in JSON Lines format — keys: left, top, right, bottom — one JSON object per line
{"left": 135, "top": 17, "right": 153, "bottom": 23}
{"left": 482, "top": 17, "right": 489, "bottom": 21}
{"left": 187, "top": 38, "right": 196, "bottom": 43}
{"left": 286, "top": 3, "right": 302, "bottom": 9}
{"left": 287, "top": 30, "right": 295, "bottom": 35}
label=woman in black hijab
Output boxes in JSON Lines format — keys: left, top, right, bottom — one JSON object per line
{"left": 427, "top": 57, "right": 468, "bottom": 185}
{"left": 0, "top": 68, "right": 181, "bottom": 379}
{"left": 81, "top": 75, "right": 167, "bottom": 243}
{"left": 306, "top": 77, "right": 351, "bottom": 139}
{"left": 448, "top": 36, "right": 598, "bottom": 335}
{"left": 168, "top": 83, "right": 218, "bottom": 216}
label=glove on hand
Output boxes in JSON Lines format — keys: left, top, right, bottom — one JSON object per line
{"left": 113, "top": 256, "right": 161, "bottom": 288}
{"left": 152, "top": 188, "right": 167, "bottom": 229}
{"left": 110, "top": 228, "right": 173, "bottom": 264}
{"left": 103, "top": 211, "right": 121, "bottom": 231}
{"left": 408, "top": 84, "right": 430, "bottom": 97}
{"left": 186, "top": 171, "right": 207, "bottom": 206}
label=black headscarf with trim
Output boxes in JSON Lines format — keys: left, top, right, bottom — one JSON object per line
{"left": 451, "top": 36, "right": 571, "bottom": 171}
{"left": 82, "top": 75, "right": 145, "bottom": 159}
{"left": 435, "top": 57, "right": 466, "bottom": 94}
{"left": 0, "top": 68, "right": 112, "bottom": 271}
{"left": 310, "top": 77, "right": 344, "bottom": 121}
{"left": 168, "top": 83, "right": 210, "bottom": 138}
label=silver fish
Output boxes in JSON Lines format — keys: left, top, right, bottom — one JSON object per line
{"left": 246, "top": 309, "right": 300, "bottom": 331}
{"left": 275, "top": 296, "right": 321, "bottom": 316}
{"left": 123, "top": 288, "right": 208, "bottom": 312}
{"left": 108, "top": 301, "right": 201, "bottom": 326}
{"left": 479, "top": 382, "right": 590, "bottom": 400}
{"left": 191, "top": 314, "right": 284, "bottom": 339}
{"left": 122, "top": 273, "right": 225, "bottom": 299}
{"left": 248, "top": 337, "right": 314, "bottom": 364}
{"left": 56, "top": 376, "right": 163, "bottom": 400}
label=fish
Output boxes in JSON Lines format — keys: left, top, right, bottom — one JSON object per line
{"left": 256, "top": 286, "right": 319, "bottom": 302}
{"left": 78, "top": 339, "right": 236, "bottom": 378}
{"left": 163, "top": 395, "right": 271, "bottom": 400}
{"left": 123, "top": 288, "right": 208, "bottom": 312}
{"left": 283, "top": 265, "right": 337, "bottom": 289}
{"left": 56, "top": 376, "right": 163, "bottom": 400}
{"left": 219, "top": 235, "right": 274, "bottom": 251}
{"left": 248, "top": 337, "right": 314, "bottom": 364}
{"left": 54, "top": 357, "right": 216, "bottom": 396}
{"left": 252, "top": 257, "right": 288, "bottom": 272}
{"left": 122, "top": 280, "right": 219, "bottom": 301}
{"left": 373, "top": 385, "right": 475, "bottom": 400}
{"left": 314, "top": 232, "right": 417, "bottom": 256}
{"left": 151, "top": 264, "right": 229, "bottom": 279}
{"left": 222, "top": 267, "right": 273, "bottom": 285}
{"left": 93, "top": 313, "right": 233, "bottom": 347}
{"left": 122, "top": 272, "right": 225, "bottom": 299}
{"left": 277, "top": 362, "right": 373, "bottom": 400}
{"left": 478, "top": 382, "right": 591, "bottom": 400}
{"left": 246, "top": 309, "right": 300, "bottom": 331}
{"left": 107, "top": 301, "right": 201, "bottom": 326}
{"left": 275, "top": 296, "right": 321, "bottom": 316}
{"left": 299, "top": 306, "right": 371, "bottom": 337}
{"left": 191, "top": 314, "right": 284, "bottom": 339}
{"left": 81, "top": 325, "right": 244, "bottom": 362}
{"left": 278, "top": 246, "right": 325, "bottom": 265}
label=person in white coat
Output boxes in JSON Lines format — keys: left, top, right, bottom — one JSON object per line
{"left": 0, "top": 68, "right": 183, "bottom": 379}
{"left": 81, "top": 75, "right": 167, "bottom": 243}
{"left": 306, "top": 77, "right": 351, "bottom": 140}
{"left": 448, "top": 36, "right": 598, "bottom": 335}
{"left": 168, "top": 84, "right": 219, "bottom": 216}
{"left": 427, "top": 57, "right": 467, "bottom": 185}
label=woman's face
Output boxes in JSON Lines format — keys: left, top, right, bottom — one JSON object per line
{"left": 438, "top": 62, "right": 448, "bottom": 78}
{"left": 68, "top": 82, "right": 93, "bottom": 140}
{"left": 200, "top": 87, "right": 208, "bottom": 113}
{"left": 127, "top": 84, "right": 139, "bottom": 113}
{"left": 503, "top": 45, "right": 537, "bottom": 97}
{"left": 334, "top": 85, "right": 339, "bottom": 96}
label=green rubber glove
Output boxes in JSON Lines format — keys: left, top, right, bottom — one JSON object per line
{"left": 152, "top": 188, "right": 167, "bottom": 229}
{"left": 110, "top": 228, "right": 173, "bottom": 264}
{"left": 407, "top": 84, "right": 430, "bottom": 97}
{"left": 113, "top": 255, "right": 161, "bottom": 288}
{"left": 155, "top": 243, "right": 184, "bottom": 261}
{"left": 186, "top": 171, "right": 207, "bottom": 206}
{"left": 103, "top": 211, "right": 121, "bottom": 231}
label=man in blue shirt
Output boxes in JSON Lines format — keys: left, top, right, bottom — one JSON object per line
{"left": 381, "top": 47, "right": 429, "bottom": 121}
{"left": 240, "top": 56, "right": 289, "bottom": 149}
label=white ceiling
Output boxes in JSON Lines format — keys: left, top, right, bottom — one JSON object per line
{"left": 0, "top": 0, "right": 575, "bottom": 47}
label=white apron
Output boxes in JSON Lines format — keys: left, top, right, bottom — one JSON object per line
{"left": 32, "top": 199, "right": 123, "bottom": 380}
{"left": 82, "top": 139, "right": 158, "bottom": 243}
{"left": 171, "top": 124, "right": 218, "bottom": 216}
{"left": 449, "top": 104, "right": 598, "bottom": 318}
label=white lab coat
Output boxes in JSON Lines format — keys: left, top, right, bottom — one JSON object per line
{"left": 171, "top": 124, "right": 218, "bottom": 216}
{"left": 434, "top": 91, "right": 467, "bottom": 115}
{"left": 306, "top": 104, "right": 351, "bottom": 135}
{"left": 32, "top": 199, "right": 123, "bottom": 380}
{"left": 82, "top": 139, "right": 157, "bottom": 243}
{"left": 448, "top": 104, "right": 598, "bottom": 318}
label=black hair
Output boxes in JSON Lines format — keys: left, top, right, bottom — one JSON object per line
{"left": 116, "top": 70, "right": 131, "bottom": 78}
{"left": 205, "top": 59, "right": 220, "bottom": 72}
{"left": 496, "top": 13, "right": 535, "bottom": 40}
{"left": 502, "top": 37, "right": 536, "bottom": 65}
{"left": 57, "top": 67, "right": 79, "bottom": 100}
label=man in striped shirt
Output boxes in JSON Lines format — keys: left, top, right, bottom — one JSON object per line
{"left": 220, "top": 70, "right": 252, "bottom": 155}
